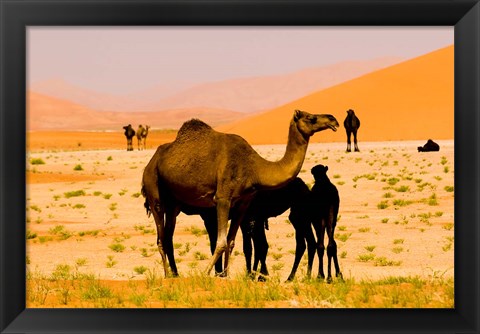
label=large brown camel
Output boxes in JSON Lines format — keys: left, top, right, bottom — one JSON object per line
{"left": 136, "top": 125, "right": 150, "bottom": 151}
{"left": 142, "top": 109, "right": 339, "bottom": 277}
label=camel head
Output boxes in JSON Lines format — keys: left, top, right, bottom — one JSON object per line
{"left": 294, "top": 109, "right": 339, "bottom": 137}
{"left": 311, "top": 164, "right": 329, "bottom": 182}
{"left": 346, "top": 109, "right": 355, "bottom": 116}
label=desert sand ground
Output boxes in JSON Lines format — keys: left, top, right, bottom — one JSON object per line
{"left": 26, "top": 134, "right": 454, "bottom": 285}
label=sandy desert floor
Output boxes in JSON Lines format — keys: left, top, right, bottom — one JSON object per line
{"left": 26, "top": 136, "right": 454, "bottom": 286}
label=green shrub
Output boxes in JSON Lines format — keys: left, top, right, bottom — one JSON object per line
{"left": 49, "top": 225, "right": 72, "bottom": 240}
{"left": 30, "top": 158, "right": 45, "bottom": 165}
{"left": 358, "top": 253, "right": 375, "bottom": 262}
{"left": 64, "top": 190, "right": 86, "bottom": 198}
{"left": 387, "top": 177, "right": 400, "bottom": 185}
{"left": 393, "top": 199, "right": 413, "bottom": 207}
{"left": 394, "top": 185, "right": 410, "bottom": 193}
{"left": 26, "top": 230, "right": 37, "bottom": 239}
{"left": 336, "top": 233, "right": 352, "bottom": 242}
{"left": 374, "top": 257, "right": 402, "bottom": 267}
{"left": 188, "top": 226, "right": 207, "bottom": 237}
{"left": 133, "top": 266, "right": 148, "bottom": 275}
{"left": 109, "top": 243, "right": 125, "bottom": 253}
{"left": 444, "top": 186, "right": 454, "bottom": 192}
{"left": 428, "top": 194, "right": 439, "bottom": 206}
{"left": 377, "top": 201, "right": 389, "bottom": 209}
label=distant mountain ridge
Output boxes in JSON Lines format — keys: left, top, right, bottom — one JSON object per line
{"left": 144, "top": 57, "right": 404, "bottom": 113}
{"left": 27, "top": 92, "right": 245, "bottom": 131}
{"left": 30, "top": 79, "right": 193, "bottom": 112}
{"left": 30, "top": 57, "right": 403, "bottom": 113}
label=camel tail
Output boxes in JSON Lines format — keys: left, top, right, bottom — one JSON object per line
{"left": 141, "top": 184, "right": 152, "bottom": 217}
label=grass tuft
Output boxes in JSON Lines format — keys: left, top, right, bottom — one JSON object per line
{"left": 64, "top": 190, "right": 86, "bottom": 198}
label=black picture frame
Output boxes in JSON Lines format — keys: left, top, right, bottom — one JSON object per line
{"left": 1, "top": 0, "right": 479, "bottom": 333}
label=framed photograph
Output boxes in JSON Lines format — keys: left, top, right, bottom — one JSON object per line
{"left": 1, "top": 0, "right": 479, "bottom": 333}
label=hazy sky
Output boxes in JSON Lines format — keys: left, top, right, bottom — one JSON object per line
{"left": 27, "top": 27, "right": 453, "bottom": 95}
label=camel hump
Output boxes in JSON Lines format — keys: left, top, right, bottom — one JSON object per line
{"left": 177, "top": 119, "right": 213, "bottom": 138}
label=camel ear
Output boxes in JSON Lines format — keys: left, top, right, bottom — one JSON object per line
{"left": 294, "top": 110, "right": 302, "bottom": 122}
{"left": 325, "top": 166, "right": 329, "bottom": 172}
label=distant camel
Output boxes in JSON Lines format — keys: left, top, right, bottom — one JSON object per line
{"left": 418, "top": 139, "right": 440, "bottom": 152}
{"left": 344, "top": 109, "right": 360, "bottom": 152}
{"left": 141, "top": 110, "right": 339, "bottom": 277}
{"left": 123, "top": 124, "right": 135, "bottom": 151}
{"left": 136, "top": 125, "right": 150, "bottom": 150}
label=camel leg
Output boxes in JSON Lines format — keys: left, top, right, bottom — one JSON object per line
{"left": 240, "top": 220, "right": 254, "bottom": 277}
{"left": 142, "top": 157, "right": 169, "bottom": 277}
{"left": 346, "top": 130, "right": 352, "bottom": 152}
{"left": 205, "top": 198, "right": 230, "bottom": 275}
{"left": 286, "top": 214, "right": 309, "bottom": 281}
{"left": 312, "top": 218, "right": 326, "bottom": 281}
{"left": 223, "top": 199, "right": 252, "bottom": 276}
{"left": 202, "top": 211, "right": 223, "bottom": 275}
{"left": 304, "top": 223, "right": 316, "bottom": 279}
{"left": 326, "top": 208, "right": 342, "bottom": 282}
{"left": 326, "top": 238, "right": 339, "bottom": 283}
{"left": 146, "top": 197, "right": 168, "bottom": 278}
{"left": 353, "top": 130, "right": 360, "bottom": 152}
{"left": 225, "top": 215, "right": 246, "bottom": 276}
{"left": 253, "top": 219, "right": 269, "bottom": 279}
{"left": 251, "top": 221, "right": 260, "bottom": 273}
{"left": 286, "top": 229, "right": 307, "bottom": 282}
{"left": 164, "top": 205, "right": 179, "bottom": 277}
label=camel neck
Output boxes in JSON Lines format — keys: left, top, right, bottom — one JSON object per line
{"left": 256, "top": 120, "right": 309, "bottom": 188}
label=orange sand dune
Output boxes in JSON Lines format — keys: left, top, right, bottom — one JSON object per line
{"left": 217, "top": 46, "right": 454, "bottom": 145}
